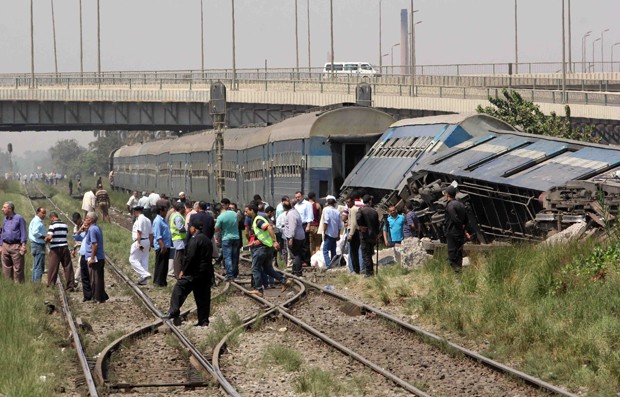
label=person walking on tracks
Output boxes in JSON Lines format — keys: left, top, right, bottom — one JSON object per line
{"left": 152, "top": 205, "right": 173, "bottom": 287}
{"left": 72, "top": 212, "right": 92, "bottom": 301}
{"left": 356, "top": 195, "right": 380, "bottom": 277}
{"left": 129, "top": 206, "right": 153, "bottom": 285}
{"left": 46, "top": 211, "right": 75, "bottom": 291}
{"left": 246, "top": 202, "right": 293, "bottom": 297}
{"left": 443, "top": 185, "right": 470, "bottom": 273}
{"left": 164, "top": 219, "right": 213, "bottom": 327}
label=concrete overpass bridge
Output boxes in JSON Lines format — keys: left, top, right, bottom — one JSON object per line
{"left": 0, "top": 68, "right": 618, "bottom": 139}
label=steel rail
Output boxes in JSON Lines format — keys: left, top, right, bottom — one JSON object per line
{"left": 292, "top": 274, "right": 580, "bottom": 397}
{"left": 31, "top": 183, "right": 241, "bottom": 396}
{"left": 24, "top": 183, "right": 100, "bottom": 397}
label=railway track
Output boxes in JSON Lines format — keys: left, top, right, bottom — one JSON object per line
{"left": 34, "top": 184, "right": 580, "bottom": 396}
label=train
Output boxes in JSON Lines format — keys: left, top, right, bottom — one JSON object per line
{"left": 342, "top": 113, "right": 620, "bottom": 243}
{"left": 111, "top": 104, "right": 395, "bottom": 206}
{"left": 113, "top": 105, "right": 620, "bottom": 244}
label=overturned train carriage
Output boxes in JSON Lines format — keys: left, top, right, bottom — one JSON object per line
{"left": 112, "top": 105, "right": 394, "bottom": 205}
{"left": 342, "top": 113, "right": 620, "bottom": 243}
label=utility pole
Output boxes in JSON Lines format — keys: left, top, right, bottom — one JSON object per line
{"left": 200, "top": 0, "right": 205, "bottom": 76}
{"left": 295, "top": 0, "right": 299, "bottom": 78}
{"left": 97, "top": 0, "right": 101, "bottom": 75}
{"left": 410, "top": 0, "right": 415, "bottom": 96}
{"left": 329, "top": 0, "right": 334, "bottom": 77}
{"left": 231, "top": 0, "right": 237, "bottom": 89}
{"left": 561, "top": 0, "right": 566, "bottom": 103}
{"left": 79, "top": 0, "right": 84, "bottom": 75}
{"left": 567, "top": 0, "right": 572, "bottom": 72}
{"left": 30, "top": 0, "right": 35, "bottom": 88}
{"left": 379, "top": 0, "right": 383, "bottom": 74}
{"left": 51, "top": 0, "right": 58, "bottom": 75}
{"left": 514, "top": 0, "right": 518, "bottom": 74}
{"left": 306, "top": 0, "right": 311, "bottom": 74}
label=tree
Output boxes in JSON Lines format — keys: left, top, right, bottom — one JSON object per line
{"left": 476, "top": 89, "right": 598, "bottom": 143}
{"left": 87, "top": 132, "right": 125, "bottom": 175}
{"left": 49, "top": 139, "right": 86, "bottom": 174}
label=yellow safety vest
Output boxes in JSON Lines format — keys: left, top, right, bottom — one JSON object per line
{"left": 169, "top": 212, "right": 186, "bottom": 241}
{"left": 252, "top": 215, "right": 273, "bottom": 247}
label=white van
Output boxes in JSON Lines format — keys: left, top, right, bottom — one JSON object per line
{"left": 323, "top": 62, "right": 379, "bottom": 78}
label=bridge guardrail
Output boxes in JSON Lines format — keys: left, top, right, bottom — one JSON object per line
{"left": 0, "top": 73, "right": 619, "bottom": 107}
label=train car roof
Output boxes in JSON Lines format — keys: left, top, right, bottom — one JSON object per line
{"left": 413, "top": 128, "right": 620, "bottom": 192}
{"left": 113, "top": 144, "right": 137, "bottom": 158}
{"left": 267, "top": 106, "right": 394, "bottom": 142}
{"left": 342, "top": 113, "right": 515, "bottom": 191}
{"left": 137, "top": 139, "right": 173, "bottom": 156}
{"left": 168, "top": 132, "right": 215, "bottom": 154}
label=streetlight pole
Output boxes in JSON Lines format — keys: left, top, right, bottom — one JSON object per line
{"left": 329, "top": 0, "right": 334, "bottom": 78}
{"left": 561, "top": 0, "right": 566, "bottom": 103}
{"left": 379, "top": 0, "right": 382, "bottom": 74}
{"left": 409, "top": 0, "right": 415, "bottom": 96}
{"left": 514, "top": 0, "right": 518, "bottom": 74}
{"left": 79, "top": 0, "right": 83, "bottom": 76}
{"left": 97, "top": 0, "right": 101, "bottom": 76}
{"left": 295, "top": 0, "right": 299, "bottom": 78}
{"left": 30, "top": 0, "right": 34, "bottom": 88}
{"left": 231, "top": 0, "right": 237, "bottom": 88}
{"left": 592, "top": 37, "right": 601, "bottom": 72}
{"left": 567, "top": 0, "right": 572, "bottom": 72}
{"left": 600, "top": 28, "right": 609, "bottom": 72}
{"left": 390, "top": 43, "right": 400, "bottom": 70}
{"left": 613, "top": 42, "right": 620, "bottom": 73}
{"left": 582, "top": 31, "right": 591, "bottom": 73}
{"left": 200, "top": 0, "right": 205, "bottom": 76}
{"left": 306, "top": 0, "right": 311, "bottom": 74}
{"left": 51, "top": 0, "right": 58, "bottom": 75}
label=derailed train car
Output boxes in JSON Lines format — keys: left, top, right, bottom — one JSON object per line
{"left": 342, "top": 113, "right": 620, "bottom": 243}
{"left": 111, "top": 104, "right": 394, "bottom": 205}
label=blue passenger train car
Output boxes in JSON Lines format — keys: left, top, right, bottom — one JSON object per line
{"left": 111, "top": 104, "right": 394, "bottom": 205}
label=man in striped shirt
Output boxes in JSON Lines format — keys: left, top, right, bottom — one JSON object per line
{"left": 46, "top": 212, "right": 75, "bottom": 291}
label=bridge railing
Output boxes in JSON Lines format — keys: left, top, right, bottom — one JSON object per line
{"left": 0, "top": 71, "right": 619, "bottom": 107}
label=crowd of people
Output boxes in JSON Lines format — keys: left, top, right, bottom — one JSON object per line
{"left": 0, "top": 180, "right": 470, "bottom": 328}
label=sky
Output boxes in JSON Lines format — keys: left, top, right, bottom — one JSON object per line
{"left": 0, "top": 0, "right": 618, "bottom": 153}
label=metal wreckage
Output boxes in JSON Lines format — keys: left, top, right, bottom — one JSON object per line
{"left": 341, "top": 113, "right": 620, "bottom": 244}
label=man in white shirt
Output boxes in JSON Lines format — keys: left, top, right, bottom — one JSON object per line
{"left": 126, "top": 191, "right": 139, "bottom": 214}
{"left": 81, "top": 189, "right": 96, "bottom": 217}
{"left": 294, "top": 191, "right": 314, "bottom": 265}
{"left": 129, "top": 206, "right": 153, "bottom": 285}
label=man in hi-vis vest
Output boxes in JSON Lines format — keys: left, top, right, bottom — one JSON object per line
{"left": 245, "top": 202, "right": 293, "bottom": 298}
{"left": 168, "top": 203, "right": 186, "bottom": 279}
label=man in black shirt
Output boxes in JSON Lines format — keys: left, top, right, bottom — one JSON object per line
{"left": 356, "top": 195, "right": 380, "bottom": 277}
{"left": 164, "top": 219, "right": 213, "bottom": 327}
{"left": 443, "top": 185, "right": 470, "bottom": 273}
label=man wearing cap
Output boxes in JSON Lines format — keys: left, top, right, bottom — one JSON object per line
{"left": 130, "top": 205, "right": 153, "bottom": 285}
{"left": 444, "top": 185, "right": 470, "bottom": 273}
{"left": 322, "top": 195, "right": 342, "bottom": 270}
{"left": 177, "top": 192, "right": 188, "bottom": 205}
{"left": 164, "top": 218, "right": 213, "bottom": 327}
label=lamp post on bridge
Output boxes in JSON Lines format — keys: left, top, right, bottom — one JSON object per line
{"left": 200, "top": 0, "right": 205, "bottom": 76}
{"left": 231, "top": 0, "right": 237, "bottom": 89}
{"left": 514, "top": 0, "right": 518, "bottom": 74}
{"left": 378, "top": 0, "right": 383, "bottom": 75}
{"left": 79, "top": 0, "right": 84, "bottom": 76}
{"left": 97, "top": 0, "right": 101, "bottom": 76}
{"left": 600, "top": 28, "right": 610, "bottom": 72}
{"left": 329, "top": 0, "right": 334, "bottom": 78}
{"left": 295, "top": 0, "right": 299, "bottom": 78}
{"left": 582, "top": 31, "right": 591, "bottom": 73}
{"left": 30, "top": 0, "right": 34, "bottom": 88}
{"left": 612, "top": 42, "right": 620, "bottom": 73}
{"left": 306, "top": 0, "right": 311, "bottom": 74}
{"left": 591, "top": 37, "right": 601, "bottom": 72}
{"left": 51, "top": 0, "right": 58, "bottom": 76}
{"left": 390, "top": 43, "right": 400, "bottom": 72}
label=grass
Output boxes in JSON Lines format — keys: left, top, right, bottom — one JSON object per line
{"left": 294, "top": 367, "right": 344, "bottom": 397}
{"left": 263, "top": 344, "right": 303, "bottom": 371}
{"left": 0, "top": 278, "right": 59, "bottom": 396}
{"left": 202, "top": 312, "right": 244, "bottom": 351}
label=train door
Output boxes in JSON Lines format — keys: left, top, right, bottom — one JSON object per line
{"left": 331, "top": 142, "right": 367, "bottom": 194}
